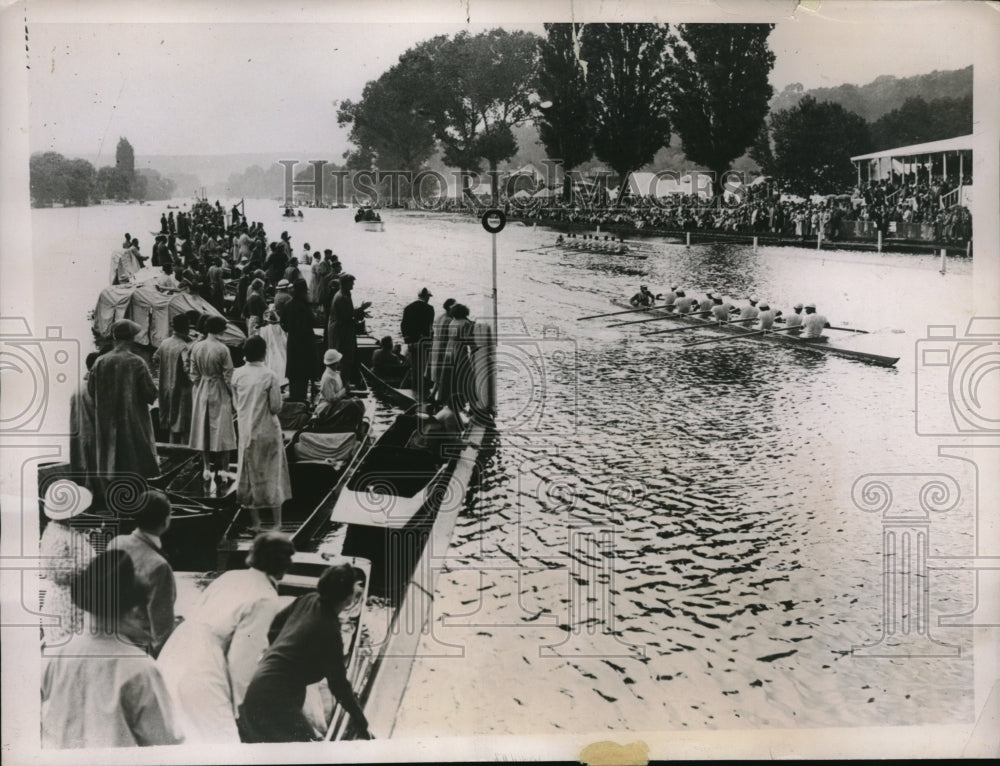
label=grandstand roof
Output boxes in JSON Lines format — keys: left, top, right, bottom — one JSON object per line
{"left": 851, "top": 134, "right": 974, "bottom": 162}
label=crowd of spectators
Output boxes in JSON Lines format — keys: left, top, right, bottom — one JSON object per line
{"left": 497, "top": 172, "right": 972, "bottom": 245}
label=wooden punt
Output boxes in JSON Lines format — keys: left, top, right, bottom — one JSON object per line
{"left": 216, "top": 396, "right": 378, "bottom": 567}
{"left": 610, "top": 299, "right": 899, "bottom": 367}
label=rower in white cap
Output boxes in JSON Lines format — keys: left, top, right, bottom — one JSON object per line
{"left": 802, "top": 302, "right": 831, "bottom": 339}
{"left": 673, "top": 289, "right": 698, "bottom": 314}
{"left": 784, "top": 303, "right": 804, "bottom": 331}
{"left": 757, "top": 302, "right": 779, "bottom": 330}
{"left": 736, "top": 296, "right": 760, "bottom": 326}
{"left": 697, "top": 290, "right": 714, "bottom": 314}
{"left": 661, "top": 284, "right": 680, "bottom": 310}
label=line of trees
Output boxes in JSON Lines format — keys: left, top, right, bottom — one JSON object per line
{"left": 30, "top": 137, "right": 177, "bottom": 207}
{"left": 338, "top": 24, "right": 973, "bottom": 204}
{"left": 338, "top": 23, "right": 778, "bottom": 201}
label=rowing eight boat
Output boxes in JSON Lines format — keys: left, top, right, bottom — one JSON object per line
{"left": 610, "top": 299, "right": 898, "bottom": 367}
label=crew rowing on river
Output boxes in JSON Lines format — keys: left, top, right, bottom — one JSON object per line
{"left": 636, "top": 285, "right": 830, "bottom": 339}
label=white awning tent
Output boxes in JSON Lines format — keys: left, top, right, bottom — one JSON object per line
{"left": 532, "top": 187, "right": 561, "bottom": 199}
{"left": 851, "top": 134, "right": 973, "bottom": 184}
{"left": 850, "top": 135, "right": 973, "bottom": 162}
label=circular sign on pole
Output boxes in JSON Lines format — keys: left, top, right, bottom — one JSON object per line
{"left": 481, "top": 208, "right": 506, "bottom": 234}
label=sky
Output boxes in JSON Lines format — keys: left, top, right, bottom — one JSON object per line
{"left": 23, "top": 1, "right": 985, "bottom": 160}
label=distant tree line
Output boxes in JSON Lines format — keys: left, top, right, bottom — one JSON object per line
{"left": 752, "top": 94, "right": 973, "bottom": 195}
{"left": 30, "top": 137, "right": 177, "bottom": 207}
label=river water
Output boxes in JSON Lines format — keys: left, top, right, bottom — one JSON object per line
{"left": 30, "top": 200, "right": 981, "bottom": 736}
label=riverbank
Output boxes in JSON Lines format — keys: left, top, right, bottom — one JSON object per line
{"left": 510, "top": 216, "right": 974, "bottom": 257}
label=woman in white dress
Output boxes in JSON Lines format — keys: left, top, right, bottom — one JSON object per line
{"left": 187, "top": 314, "right": 237, "bottom": 485}
{"left": 156, "top": 533, "right": 295, "bottom": 744}
{"left": 231, "top": 335, "right": 292, "bottom": 531}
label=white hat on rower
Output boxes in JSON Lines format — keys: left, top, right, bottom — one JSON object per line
{"left": 793, "top": 303, "right": 804, "bottom": 310}
{"left": 43, "top": 479, "right": 93, "bottom": 521}
{"left": 749, "top": 296, "right": 759, "bottom": 303}
{"left": 759, "top": 302, "right": 770, "bottom": 310}
{"left": 805, "top": 302, "right": 816, "bottom": 309}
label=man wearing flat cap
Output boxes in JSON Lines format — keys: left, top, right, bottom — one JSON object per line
{"left": 401, "top": 287, "right": 435, "bottom": 402}
{"left": 88, "top": 319, "right": 159, "bottom": 482}
{"left": 327, "top": 273, "right": 370, "bottom": 388}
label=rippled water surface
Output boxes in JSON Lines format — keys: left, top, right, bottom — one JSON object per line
{"left": 33, "top": 202, "right": 980, "bottom": 735}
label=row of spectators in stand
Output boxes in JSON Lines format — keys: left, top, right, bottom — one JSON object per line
{"left": 505, "top": 173, "right": 971, "bottom": 244}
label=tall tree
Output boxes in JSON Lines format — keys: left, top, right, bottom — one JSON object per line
{"left": 579, "top": 23, "right": 674, "bottom": 183}
{"left": 114, "top": 137, "right": 136, "bottom": 198}
{"left": 428, "top": 29, "right": 541, "bottom": 203}
{"left": 536, "top": 23, "right": 593, "bottom": 201}
{"left": 64, "top": 158, "right": 97, "bottom": 206}
{"left": 770, "top": 96, "right": 871, "bottom": 194}
{"left": 668, "top": 24, "right": 775, "bottom": 196}
{"left": 29, "top": 152, "right": 69, "bottom": 207}
{"left": 337, "top": 48, "right": 440, "bottom": 174}
{"left": 115, "top": 137, "right": 135, "bottom": 174}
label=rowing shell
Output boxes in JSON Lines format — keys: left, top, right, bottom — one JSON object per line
{"left": 556, "top": 241, "right": 649, "bottom": 260}
{"left": 610, "top": 299, "right": 898, "bottom": 367}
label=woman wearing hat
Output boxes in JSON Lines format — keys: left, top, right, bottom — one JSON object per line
{"left": 258, "top": 306, "right": 288, "bottom": 384}
{"left": 42, "top": 550, "right": 183, "bottom": 748}
{"left": 39, "top": 480, "right": 96, "bottom": 647}
{"left": 187, "top": 314, "right": 237, "bottom": 486}
{"left": 231, "top": 336, "right": 292, "bottom": 530}
{"left": 238, "top": 562, "right": 372, "bottom": 742}
{"left": 313, "top": 348, "right": 365, "bottom": 435}
{"left": 157, "top": 533, "right": 295, "bottom": 744}
{"left": 89, "top": 319, "right": 159, "bottom": 481}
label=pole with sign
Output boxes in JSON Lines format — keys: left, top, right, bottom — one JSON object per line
{"left": 479, "top": 209, "right": 505, "bottom": 418}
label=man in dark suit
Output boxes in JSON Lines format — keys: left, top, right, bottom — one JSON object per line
{"left": 107, "top": 490, "right": 176, "bottom": 656}
{"left": 400, "top": 287, "right": 435, "bottom": 402}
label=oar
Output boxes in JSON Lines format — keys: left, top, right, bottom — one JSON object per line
{"left": 608, "top": 308, "right": 712, "bottom": 328}
{"left": 828, "top": 326, "right": 870, "bottom": 334}
{"left": 578, "top": 305, "right": 661, "bottom": 320}
{"left": 516, "top": 245, "right": 557, "bottom": 253}
{"left": 682, "top": 326, "right": 801, "bottom": 347}
{"left": 642, "top": 316, "right": 750, "bottom": 336}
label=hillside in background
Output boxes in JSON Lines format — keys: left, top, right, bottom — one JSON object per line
{"left": 119, "top": 66, "right": 973, "bottom": 199}
{"left": 769, "top": 66, "right": 972, "bottom": 123}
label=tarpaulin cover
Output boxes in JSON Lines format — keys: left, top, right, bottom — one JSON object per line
{"left": 93, "top": 283, "right": 246, "bottom": 348}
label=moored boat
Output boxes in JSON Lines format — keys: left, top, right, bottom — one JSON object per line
{"left": 359, "top": 363, "right": 416, "bottom": 410}
{"left": 216, "top": 396, "right": 377, "bottom": 565}
{"left": 610, "top": 298, "right": 899, "bottom": 367}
